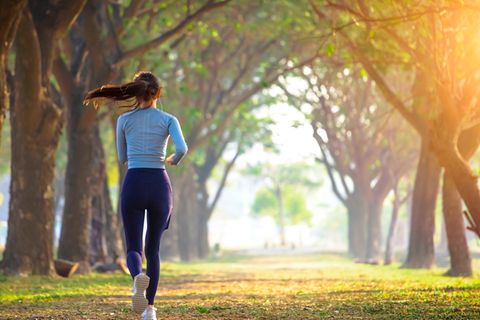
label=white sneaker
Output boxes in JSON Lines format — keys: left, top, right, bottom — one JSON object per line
{"left": 141, "top": 306, "right": 157, "bottom": 320}
{"left": 132, "top": 273, "right": 150, "bottom": 314}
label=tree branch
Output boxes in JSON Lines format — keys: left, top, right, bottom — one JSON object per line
{"left": 207, "top": 142, "right": 242, "bottom": 219}
{"left": 114, "top": 0, "right": 231, "bottom": 67}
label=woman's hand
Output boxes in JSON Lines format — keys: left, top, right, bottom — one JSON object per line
{"left": 165, "top": 155, "right": 174, "bottom": 165}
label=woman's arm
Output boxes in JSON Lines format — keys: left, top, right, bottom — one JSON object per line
{"left": 116, "top": 116, "right": 128, "bottom": 165}
{"left": 166, "top": 116, "right": 188, "bottom": 165}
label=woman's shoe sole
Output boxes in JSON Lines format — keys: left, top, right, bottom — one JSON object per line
{"left": 132, "top": 273, "right": 150, "bottom": 314}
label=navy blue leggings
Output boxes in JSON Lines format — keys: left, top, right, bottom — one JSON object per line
{"left": 121, "top": 168, "right": 173, "bottom": 305}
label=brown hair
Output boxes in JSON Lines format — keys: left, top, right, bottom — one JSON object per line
{"left": 83, "top": 71, "right": 162, "bottom": 110}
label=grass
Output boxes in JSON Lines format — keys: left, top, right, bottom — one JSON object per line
{"left": 1, "top": 253, "right": 480, "bottom": 319}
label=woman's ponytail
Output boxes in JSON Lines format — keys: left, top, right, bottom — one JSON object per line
{"left": 83, "top": 71, "right": 161, "bottom": 110}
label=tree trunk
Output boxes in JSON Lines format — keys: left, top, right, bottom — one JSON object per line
{"left": 160, "top": 169, "right": 185, "bottom": 260}
{"left": 57, "top": 93, "right": 95, "bottom": 273}
{"left": 347, "top": 194, "right": 368, "bottom": 260}
{"left": 194, "top": 143, "right": 241, "bottom": 259}
{"left": 0, "top": 0, "right": 26, "bottom": 147}
{"left": 90, "top": 123, "right": 124, "bottom": 265}
{"left": 90, "top": 191, "right": 107, "bottom": 266}
{"left": 384, "top": 189, "right": 400, "bottom": 265}
{"left": 103, "top": 170, "right": 124, "bottom": 263}
{"left": 175, "top": 169, "right": 200, "bottom": 261}
{"left": 197, "top": 210, "right": 210, "bottom": 259}
{"left": 442, "top": 172, "right": 472, "bottom": 276}
{"left": 3, "top": 108, "right": 60, "bottom": 275}
{"left": 1, "top": 10, "right": 63, "bottom": 276}
{"left": 438, "top": 125, "right": 480, "bottom": 275}
{"left": 159, "top": 212, "right": 179, "bottom": 260}
{"left": 437, "top": 215, "right": 449, "bottom": 256}
{"left": 89, "top": 128, "right": 108, "bottom": 267}
{"left": 275, "top": 186, "right": 287, "bottom": 246}
{"left": 196, "top": 182, "right": 210, "bottom": 259}
{"left": 403, "top": 142, "right": 441, "bottom": 269}
{"left": 57, "top": 0, "right": 116, "bottom": 273}
{"left": 435, "top": 139, "right": 480, "bottom": 238}
{"left": 365, "top": 200, "right": 383, "bottom": 263}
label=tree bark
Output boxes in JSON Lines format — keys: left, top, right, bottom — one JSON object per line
{"left": 348, "top": 208, "right": 367, "bottom": 260}
{"left": 89, "top": 127, "right": 109, "bottom": 267}
{"left": 197, "top": 209, "right": 210, "bottom": 259}
{"left": 89, "top": 125, "right": 124, "bottom": 266}
{"left": 438, "top": 125, "right": 480, "bottom": 275}
{"left": 347, "top": 193, "right": 368, "bottom": 260}
{"left": 437, "top": 217, "right": 448, "bottom": 255}
{"left": 103, "top": 168, "right": 124, "bottom": 263}
{"left": 56, "top": 94, "right": 108, "bottom": 273}
{"left": 365, "top": 169, "right": 394, "bottom": 263}
{"left": 0, "top": 0, "right": 26, "bottom": 147}
{"left": 93, "top": 128, "right": 124, "bottom": 263}
{"left": 90, "top": 190, "right": 108, "bottom": 266}
{"left": 175, "top": 169, "right": 200, "bottom": 261}
{"left": 275, "top": 186, "right": 287, "bottom": 246}
{"left": 403, "top": 142, "right": 441, "bottom": 269}
{"left": 194, "top": 139, "right": 241, "bottom": 259}
{"left": 56, "top": 1, "right": 110, "bottom": 273}
{"left": 159, "top": 172, "right": 180, "bottom": 260}
{"left": 365, "top": 200, "right": 383, "bottom": 263}
{"left": 1, "top": 0, "right": 86, "bottom": 275}
{"left": 159, "top": 212, "right": 179, "bottom": 260}
{"left": 384, "top": 188, "right": 401, "bottom": 265}
{"left": 435, "top": 143, "right": 480, "bottom": 238}
{"left": 196, "top": 182, "right": 210, "bottom": 259}
{"left": 442, "top": 172, "right": 472, "bottom": 276}
{"left": 57, "top": 92, "right": 95, "bottom": 273}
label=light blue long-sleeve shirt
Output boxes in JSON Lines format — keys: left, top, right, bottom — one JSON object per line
{"left": 116, "top": 107, "right": 188, "bottom": 169}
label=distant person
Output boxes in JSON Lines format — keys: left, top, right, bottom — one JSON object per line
{"left": 84, "top": 71, "right": 188, "bottom": 320}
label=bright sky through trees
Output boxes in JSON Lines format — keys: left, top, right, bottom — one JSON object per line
{"left": 238, "top": 81, "right": 319, "bottom": 166}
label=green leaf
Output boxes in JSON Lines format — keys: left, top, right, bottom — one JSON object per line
{"left": 325, "top": 43, "right": 336, "bottom": 57}
{"left": 360, "top": 68, "right": 368, "bottom": 78}
{"left": 211, "top": 29, "right": 220, "bottom": 39}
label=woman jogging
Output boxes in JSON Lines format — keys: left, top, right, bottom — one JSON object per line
{"left": 84, "top": 71, "right": 188, "bottom": 320}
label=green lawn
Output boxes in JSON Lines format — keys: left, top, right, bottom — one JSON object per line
{"left": 1, "top": 253, "right": 480, "bottom": 319}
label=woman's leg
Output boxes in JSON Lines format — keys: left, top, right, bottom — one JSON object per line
{"left": 144, "top": 170, "right": 173, "bottom": 305}
{"left": 121, "top": 170, "right": 148, "bottom": 279}
{"left": 122, "top": 208, "right": 145, "bottom": 278}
